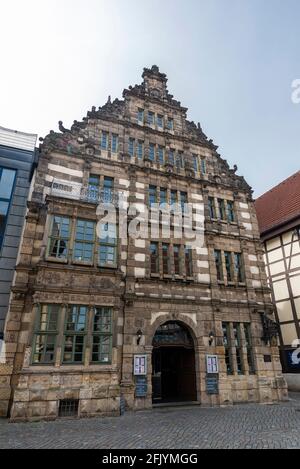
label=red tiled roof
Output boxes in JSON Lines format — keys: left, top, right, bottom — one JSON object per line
{"left": 255, "top": 171, "right": 300, "bottom": 235}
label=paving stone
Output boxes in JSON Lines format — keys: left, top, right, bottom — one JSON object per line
{"left": 0, "top": 394, "right": 300, "bottom": 449}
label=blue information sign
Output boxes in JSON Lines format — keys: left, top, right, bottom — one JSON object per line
{"left": 135, "top": 376, "right": 148, "bottom": 398}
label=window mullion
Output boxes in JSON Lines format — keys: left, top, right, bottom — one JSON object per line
{"left": 56, "top": 304, "right": 66, "bottom": 366}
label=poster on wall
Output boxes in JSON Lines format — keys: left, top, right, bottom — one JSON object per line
{"left": 133, "top": 354, "right": 147, "bottom": 376}
{"left": 206, "top": 355, "right": 219, "bottom": 374}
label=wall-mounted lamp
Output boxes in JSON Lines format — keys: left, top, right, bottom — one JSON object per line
{"left": 136, "top": 329, "right": 143, "bottom": 346}
{"left": 209, "top": 331, "right": 215, "bottom": 346}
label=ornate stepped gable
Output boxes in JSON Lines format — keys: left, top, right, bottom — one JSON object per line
{"left": 1, "top": 64, "right": 288, "bottom": 423}
{"left": 39, "top": 65, "right": 253, "bottom": 197}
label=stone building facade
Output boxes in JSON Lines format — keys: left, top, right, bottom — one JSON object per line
{"left": 1, "top": 66, "right": 287, "bottom": 421}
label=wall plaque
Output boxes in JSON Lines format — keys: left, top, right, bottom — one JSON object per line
{"left": 206, "top": 376, "right": 219, "bottom": 395}
{"left": 135, "top": 376, "right": 148, "bottom": 398}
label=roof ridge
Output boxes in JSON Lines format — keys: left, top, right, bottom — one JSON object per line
{"left": 256, "top": 170, "right": 300, "bottom": 201}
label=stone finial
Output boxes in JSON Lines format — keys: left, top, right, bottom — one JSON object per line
{"left": 151, "top": 65, "right": 159, "bottom": 73}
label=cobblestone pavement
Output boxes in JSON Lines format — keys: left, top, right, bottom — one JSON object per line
{"left": 1, "top": 394, "right": 300, "bottom": 449}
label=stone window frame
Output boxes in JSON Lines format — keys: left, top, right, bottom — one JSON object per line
{"left": 157, "top": 145, "right": 165, "bottom": 165}
{"left": 214, "top": 249, "right": 223, "bottom": 282}
{"left": 147, "top": 111, "right": 155, "bottom": 126}
{"left": 128, "top": 137, "right": 135, "bottom": 157}
{"left": 200, "top": 157, "right": 207, "bottom": 175}
{"left": 111, "top": 134, "right": 119, "bottom": 154}
{"left": 46, "top": 214, "right": 118, "bottom": 270}
{"left": 224, "top": 251, "right": 234, "bottom": 283}
{"left": 137, "top": 140, "right": 144, "bottom": 160}
{"left": 149, "top": 241, "right": 192, "bottom": 280}
{"left": 167, "top": 117, "right": 174, "bottom": 131}
{"left": 207, "top": 195, "right": 237, "bottom": 225}
{"left": 31, "top": 304, "right": 114, "bottom": 366}
{"left": 101, "top": 131, "right": 109, "bottom": 150}
{"left": 137, "top": 108, "right": 144, "bottom": 124}
{"left": 149, "top": 142, "right": 156, "bottom": 162}
{"left": 214, "top": 248, "right": 246, "bottom": 286}
{"left": 147, "top": 185, "right": 189, "bottom": 214}
{"left": 156, "top": 114, "right": 164, "bottom": 129}
{"left": 222, "top": 322, "right": 256, "bottom": 376}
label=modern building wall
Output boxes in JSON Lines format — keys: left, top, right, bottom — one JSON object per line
{"left": 0, "top": 67, "right": 287, "bottom": 421}
{"left": 0, "top": 127, "right": 37, "bottom": 334}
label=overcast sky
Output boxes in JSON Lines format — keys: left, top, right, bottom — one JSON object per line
{"left": 1, "top": 0, "right": 299, "bottom": 196}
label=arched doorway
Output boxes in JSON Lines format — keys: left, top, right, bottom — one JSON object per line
{"left": 152, "top": 321, "right": 197, "bottom": 403}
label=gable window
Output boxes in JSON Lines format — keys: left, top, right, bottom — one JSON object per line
{"left": 167, "top": 118, "right": 174, "bottom": 131}
{"left": 227, "top": 201, "right": 235, "bottom": 222}
{"left": 137, "top": 140, "right": 144, "bottom": 159}
{"left": 224, "top": 251, "right": 233, "bottom": 282}
{"left": 168, "top": 149, "right": 175, "bottom": 166}
{"left": 160, "top": 188, "right": 167, "bottom": 207}
{"left": 192, "top": 154, "right": 198, "bottom": 172}
{"left": 157, "top": 114, "right": 163, "bottom": 128}
{"left": 88, "top": 174, "right": 100, "bottom": 202}
{"left": 138, "top": 108, "right": 144, "bottom": 124}
{"left": 208, "top": 197, "right": 216, "bottom": 219}
{"left": 162, "top": 243, "right": 170, "bottom": 275}
{"left": 150, "top": 242, "right": 159, "bottom": 274}
{"left": 174, "top": 245, "right": 181, "bottom": 275}
{"left": 103, "top": 177, "right": 114, "bottom": 203}
{"left": 185, "top": 247, "right": 193, "bottom": 277}
{"left": 92, "top": 307, "right": 113, "bottom": 363}
{"left": 149, "top": 143, "right": 155, "bottom": 162}
{"left": 171, "top": 190, "right": 178, "bottom": 206}
{"left": 214, "top": 249, "right": 223, "bottom": 281}
{"left": 129, "top": 138, "right": 135, "bottom": 157}
{"left": 218, "top": 199, "right": 226, "bottom": 220}
{"left": 101, "top": 131, "right": 108, "bottom": 150}
{"left": 48, "top": 216, "right": 71, "bottom": 259}
{"left": 63, "top": 305, "right": 88, "bottom": 364}
{"left": 0, "top": 167, "right": 16, "bottom": 250}
{"left": 180, "top": 191, "right": 188, "bottom": 213}
{"left": 74, "top": 220, "right": 95, "bottom": 262}
{"left": 112, "top": 134, "right": 119, "bottom": 153}
{"left": 234, "top": 253, "right": 244, "bottom": 283}
{"left": 158, "top": 146, "right": 164, "bottom": 165}
{"left": 149, "top": 185, "right": 157, "bottom": 207}
{"left": 176, "top": 151, "right": 184, "bottom": 169}
{"left": 32, "top": 304, "right": 59, "bottom": 364}
{"left": 148, "top": 111, "right": 155, "bottom": 125}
